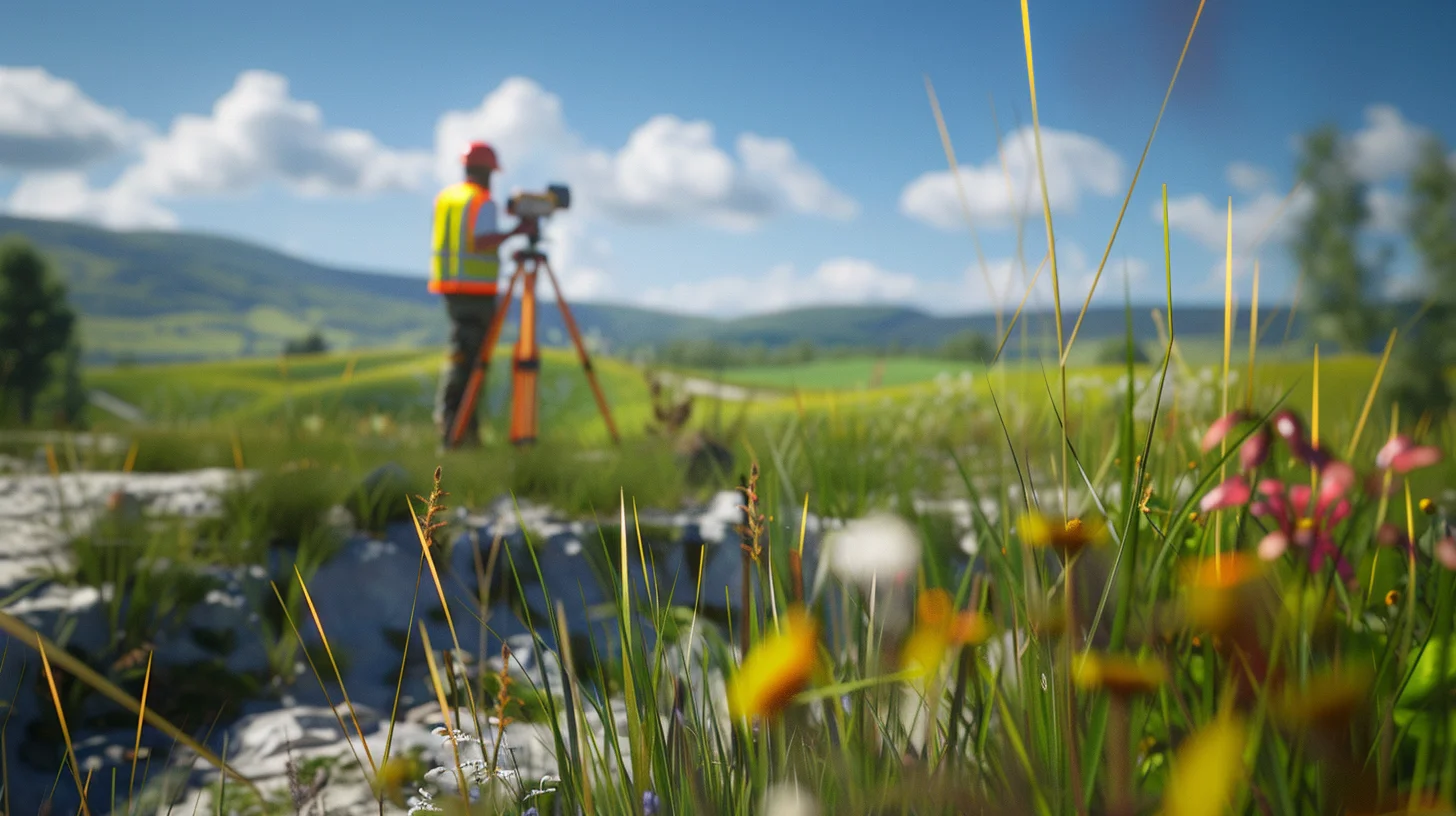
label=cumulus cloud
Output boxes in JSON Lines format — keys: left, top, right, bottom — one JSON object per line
{"left": 534, "top": 213, "right": 613, "bottom": 301}
{"left": 899, "top": 125, "right": 1124, "bottom": 231}
{"left": 1226, "top": 161, "right": 1272, "bottom": 193}
{"left": 120, "top": 70, "right": 432, "bottom": 198}
{"left": 1366, "top": 187, "right": 1409, "bottom": 234}
{"left": 432, "top": 76, "right": 573, "bottom": 185}
{"left": 7, "top": 170, "right": 177, "bottom": 229}
{"left": 0, "top": 66, "right": 153, "bottom": 170}
{"left": 1162, "top": 188, "right": 1315, "bottom": 254}
{"left": 1347, "top": 104, "right": 1427, "bottom": 184}
{"left": 634, "top": 243, "right": 1147, "bottom": 318}
{"left": 945, "top": 243, "right": 1152, "bottom": 315}
{"left": 7, "top": 68, "right": 435, "bottom": 229}
{"left": 431, "top": 80, "right": 855, "bottom": 232}
{"left": 638, "top": 258, "right": 918, "bottom": 316}
{"left": 737, "top": 133, "right": 859, "bottom": 220}
{"left": 559, "top": 115, "right": 856, "bottom": 231}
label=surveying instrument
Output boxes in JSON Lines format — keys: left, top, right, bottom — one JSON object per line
{"left": 446, "top": 184, "right": 620, "bottom": 449}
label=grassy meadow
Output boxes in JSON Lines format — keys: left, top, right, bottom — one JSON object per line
{"left": 6, "top": 9, "right": 1456, "bottom": 816}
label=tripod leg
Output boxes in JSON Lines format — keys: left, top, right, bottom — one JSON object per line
{"left": 508, "top": 262, "right": 541, "bottom": 445}
{"left": 541, "top": 258, "right": 621, "bottom": 445}
{"left": 448, "top": 268, "right": 519, "bottom": 449}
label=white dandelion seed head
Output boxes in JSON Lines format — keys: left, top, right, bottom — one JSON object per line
{"left": 826, "top": 512, "right": 922, "bottom": 589}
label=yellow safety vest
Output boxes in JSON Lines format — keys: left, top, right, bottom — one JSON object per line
{"left": 429, "top": 181, "right": 500, "bottom": 295}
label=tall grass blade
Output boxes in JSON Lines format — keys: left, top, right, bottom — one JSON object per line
{"left": 0, "top": 612, "right": 260, "bottom": 795}
{"left": 1061, "top": 0, "right": 1207, "bottom": 362}
{"left": 925, "top": 74, "right": 1002, "bottom": 338}
{"left": 293, "top": 565, "right": 377, "bottom": 777}
{"left": 38, "top": 633, "right": 91, "bottom": 816}
{"left": 127, "top": 651, "right": 153, "bottom": 811}
{"left": 1346, "top": 328, "right": 1399, "bottom": 460}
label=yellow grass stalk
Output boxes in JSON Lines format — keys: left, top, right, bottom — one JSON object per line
{"left": 122, "top": 442, "right": 138, "bottom": 475}
{"left": 420, "top": 623, "right": 473, "bottom": 812}
{"left": 1062, "top": 0, "right": 1208, "bottom": 362}
{"left": 342, "top": 355, "right": 357, "bottom": 383}
{"left": 617, "top": 490, "right": 648, "bottom": 803}
{"left": 127, "top": 651, "right": 152, "bottom": 810}
{"left": 45, "top": 443, "right": 59, "bottom": 476}
{"left": 992, "top": 253, "right": 1050, "bottom": 365}
{"left": 1346, "top": 329, "right": 1399, "bottom": 460}
{"left": 406, "top": 498, "right": 485, "bottom": 729}
{"left": 293, "top": 566, "right": 378, "bottom": 777}
{"left": 1019, "top": 0, "right": 1071, "bottom": 521}
{"left": 798, "top": 493, "right": 810, "bottom": 558}
{"left": 925, "top": 74, "right": 1002, "bottom": 340}
{"left": 1245, "top": 261, "right": 1261, "bottom": 411}
{"left": 38, "top": 634, "right": 91, "bottom": 816}
{"left": 1217, "top": 198, "right": 1234, "bottom": 576}
{"left": 1312, "top": 346, "right": 1321, "bottom": 451}
{"left": 230, "top": 431, "right": 245, "bottom": 472}
{"left": 555, "top": 599, "right": 594, "bottom": 815}
{"left": 0, "top": 613, "right": 259, "bottom": 795}
{"left": 1020, "top": 4, "right": 1083, "bottom": 808}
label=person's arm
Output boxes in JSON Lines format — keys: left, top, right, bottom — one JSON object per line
{"left": 473, "top": 220, "right": 534, "bottom": 252}
{"left": 470, "top": 198, "right": 534, "bottom": 253}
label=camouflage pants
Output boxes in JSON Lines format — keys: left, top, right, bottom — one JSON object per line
{"left": 434, "top": 294, "right": 497, "bottom": 445}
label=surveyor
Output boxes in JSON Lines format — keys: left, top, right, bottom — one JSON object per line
{"left": 430, "top": 141, "right": 536, "bottom": 448}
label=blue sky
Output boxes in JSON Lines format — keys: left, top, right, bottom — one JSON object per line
{"left": 2, "top": 0, "right": 1454, "bottom": 318}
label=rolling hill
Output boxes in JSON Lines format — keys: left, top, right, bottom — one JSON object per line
{"left": 0, "top": 214, "right": 1412, "bottom": 365}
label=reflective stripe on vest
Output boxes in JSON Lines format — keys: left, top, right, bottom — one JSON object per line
{"left": 429, "top": 181, "right": 500, "bottom": 294}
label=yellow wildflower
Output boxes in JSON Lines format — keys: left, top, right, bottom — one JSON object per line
{"left": 899, "top": 588, "right": 992, "bottom": 681}
{"left": 1181, "top": 552, "right": 1267, "bottom": 634}
{"left": 727, "top": 606, "right": 820, "bottom": 720}
{"left": 1072, "top": 652, "right": 1167, "bottom": 696}
{"left": 1020, "top": 512, "right": 1107, "bottom": 556}
{"left": 1162, "top": 713, "right": 1250, "bottom": 816}
{"left": 1273, "top": 666, "right": 1371, "bottom": 734}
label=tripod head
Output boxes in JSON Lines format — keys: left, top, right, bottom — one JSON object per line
{"left": 507, "top": 183, "right": 569, "bottom": 259}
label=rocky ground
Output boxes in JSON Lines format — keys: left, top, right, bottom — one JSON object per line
{"left": 5, "top": 459, "right": 936, "bottom": 814}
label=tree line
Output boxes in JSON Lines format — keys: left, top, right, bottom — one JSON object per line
{"left": 1293, "top": 124, "right": 1456, "bottom": 420}
{"left": 0, "top": 237, "right": 85, "bottom": 428}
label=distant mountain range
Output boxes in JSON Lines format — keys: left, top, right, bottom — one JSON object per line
{"left": 0, "top": 215, "right": 1407, "bottom": 364}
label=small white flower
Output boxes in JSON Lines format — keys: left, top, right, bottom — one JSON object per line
{"left": 826, "top": 512, "right": 921, "bottom": 589}
{"left": 762, "top": 781, "right": 821, "bottom": 816}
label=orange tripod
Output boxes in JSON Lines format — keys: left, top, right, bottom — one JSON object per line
{"left": 447, "top": 243, "right": 620, "bottom": 448}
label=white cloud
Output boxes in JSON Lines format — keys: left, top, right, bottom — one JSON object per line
{"left": 0, "top": 66, "right": 153, "bottom": 170}
{"left": 898, "top": 125, "right": 1124, "bottom": 231}
{"left": 1348, "top": 104, "right": 1427, "bottom": 184}
{"left": 736, "top": 133, "right": 859, "bottom": 220}
{"left": 945, "top": 243, "right": 1151, "bottom": 315}
{"left": 120, "top": 70, "right": 432, "bottom": 199}
{"left": 432, "top": 76, "right": 573, "bottom": 185}
{"left": 559, "top": 116, "right": 857, "bottom": 231}
{"left": 1161, "top": 187, "right": 1316, "bottom": 254}
{"left": 534, "top": 213, "right": 612, "bottom": 301}
{"left": 7, "top": 69, "right": 435, "bottom": 229}
{"left": 1226, "top": 161, "right": 1272, "bottom": 193}
{"left": 8, "top": 170, "right": 177, "bottom": 229}
{"left": 638, "top": 258, "right": 918, "bottom": 316}
{"left": 1366, "top": 187, "right": 1408, "bottom": 234}
{"left": 431, "top": 82, "right": 856, "bottom": 233}
{"left": 634, "top": 244, "right": 1147, "bottom": 318}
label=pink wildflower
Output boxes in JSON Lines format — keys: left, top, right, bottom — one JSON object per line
{"left": 1246, "top": 462, "right": 1357, "bottom": 587}
{"left": 1201, "top": 476, "right": 1252, "bottom": 513}
{"left": 1375, "top": 435, "right": 1443, "bottom": 475}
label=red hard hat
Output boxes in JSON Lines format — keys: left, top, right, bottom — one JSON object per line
{"left": 462, "top": 141, "right": 500, "bottom": 170}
